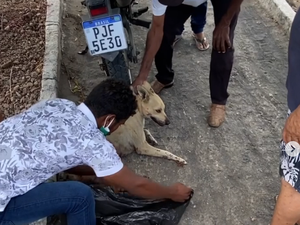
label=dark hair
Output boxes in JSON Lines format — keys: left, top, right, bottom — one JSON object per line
{"left": 84, "top": 78, "right": 137, "bottom": 121}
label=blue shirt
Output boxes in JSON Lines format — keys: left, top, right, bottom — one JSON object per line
{"left": 286, "top": 9, "right": 300, "bottom": 112}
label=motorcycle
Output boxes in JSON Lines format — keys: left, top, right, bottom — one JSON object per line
{"left": 79, "top": 0, "right": 151, "bottom": 85}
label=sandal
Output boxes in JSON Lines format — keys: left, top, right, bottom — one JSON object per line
{"left": 193, "top": 33, "right": 210, "bottom": 51}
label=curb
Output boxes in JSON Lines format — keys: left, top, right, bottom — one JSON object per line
{"left": 29, "top": 1, "right": 63, "bottom": 225}
{"left": 39, "top": 0, "right": 62, "bottom": 101}
{"left": 256, "top": 0, "right": 296, "bottom": 35}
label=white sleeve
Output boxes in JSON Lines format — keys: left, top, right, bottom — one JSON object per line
{"left": 84, "top": 134, "right": 123, "bottom": 177}
{"left": 152, "top": 0, "right": 167, "bottom": 16}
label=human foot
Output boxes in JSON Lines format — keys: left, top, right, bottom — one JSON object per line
{"left": 193, "top": 32, "right": 210, "bottom": 51}
{"left": 208, "top": 104, "right": 225, "bottom": 127}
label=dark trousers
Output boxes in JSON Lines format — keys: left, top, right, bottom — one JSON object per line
{"left": 155, "top": 0, "right": 240, "bottom": 105}
{"left": 177, "top": 2, "right": 208, "bottom": 35}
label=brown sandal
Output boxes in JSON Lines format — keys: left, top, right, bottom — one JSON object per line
{"left": 193, "top": 34, "right": 210, "bottom": 51}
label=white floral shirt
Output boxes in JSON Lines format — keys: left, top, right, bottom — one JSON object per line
{"left": 0, "top": 98, "right": 123, "bottom": 212}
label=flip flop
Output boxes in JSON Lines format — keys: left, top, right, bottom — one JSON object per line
{"left": 193, "top": 34, "right": 210, "bottom": 51}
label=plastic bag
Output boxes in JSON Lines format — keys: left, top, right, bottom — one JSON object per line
{"left": 92, "top": 186, "right": 193, "bottom": 225}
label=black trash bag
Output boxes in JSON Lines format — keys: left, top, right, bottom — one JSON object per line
{"left": 92, "top": 186, "right": 193, "bottom": 225}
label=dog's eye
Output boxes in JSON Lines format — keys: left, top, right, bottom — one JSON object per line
{"left": 156, "top": 109, "right": 162, "bottom": 113}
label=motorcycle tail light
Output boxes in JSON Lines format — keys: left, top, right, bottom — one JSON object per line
{"left": 90, "top": 7, "right": 108, "bottom": 16}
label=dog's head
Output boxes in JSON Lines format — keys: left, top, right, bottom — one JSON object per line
{"left": 135, "top": 82, "right": 170, "bottom": 126}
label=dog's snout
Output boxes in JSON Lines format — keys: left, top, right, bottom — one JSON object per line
{"left": 165, "top": 117, "right": 170, "bottom": 125}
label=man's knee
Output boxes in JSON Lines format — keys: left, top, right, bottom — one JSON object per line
{"left": 66, "top": 181, "right": 94, "bottom": 204}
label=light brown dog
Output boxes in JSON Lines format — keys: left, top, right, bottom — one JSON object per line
{"left": 106, "top": 81, "right": 187, "bottom": 165}
{"left": 61, "top": 82, "right": 186, "bottom": 184}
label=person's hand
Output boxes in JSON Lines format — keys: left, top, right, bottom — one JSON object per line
{"left": 112, "top": 185, "right": 126, "bottom": 193}
{"left": 212, "top": 22, "right": 231, "bottom": 53}
{"left": 169, "top": 183, "right": 193, "bottom": 202}
{"left": 283, "top": 106, "right": 300, "bottom": 144}
{"left": 131, "top": 75, "right": 146, "bottom": 93}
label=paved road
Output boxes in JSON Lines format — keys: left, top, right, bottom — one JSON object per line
{"left": 59, "top": 0, "right": 289, "bottom": 224}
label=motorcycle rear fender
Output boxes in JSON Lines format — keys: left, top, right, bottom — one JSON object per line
{"left": 100, "top": 51, "right": 119, "bottom": 61}
{"left": 81, "top": 6, "right": 124, "bottom": 62}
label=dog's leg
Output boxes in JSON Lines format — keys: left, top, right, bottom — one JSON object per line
{"left": 136, "top": 143, "right": 187, "bottom": 165}
{"left": 143, "top": 129, "right": 158, "bottom": 146}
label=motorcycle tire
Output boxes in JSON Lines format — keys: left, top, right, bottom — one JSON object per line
{"left": 101, "top": 51, "right": 132, "bottom": 86}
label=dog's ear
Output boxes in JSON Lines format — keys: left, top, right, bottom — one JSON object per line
{"left": 137, "top": 85, "right": 149, "bottom": 101}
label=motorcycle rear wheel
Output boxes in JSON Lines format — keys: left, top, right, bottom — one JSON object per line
{"left": 101, "top": 50, "right": 132, "bottom": 85}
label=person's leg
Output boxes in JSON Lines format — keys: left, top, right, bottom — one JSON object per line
{"left": 0, "top": 181, "right": 96, "bottom": 225}
{"left": 173, "top": 25, "right": 185, "bottom": 47}
{"left": 190, "top": 2, "right": 209, "bottom": 51}
{"left": 208, "top": 0, "right": 240, "bottom": 127}
{"left": 271, "top": 179, "right": 300, "bottom": 225}
{"left": 153, "top": 4, "right": 194, "bottom": 93}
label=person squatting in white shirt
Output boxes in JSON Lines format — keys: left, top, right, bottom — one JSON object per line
{"left": 0, "top": 79, "right": 192, "bottom": 225}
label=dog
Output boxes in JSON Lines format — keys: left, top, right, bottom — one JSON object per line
{"left": 61, "top": 81, "right": 186, "bottom": 185}
{"left": 106, "top": 81, "right": 187, "bottom": 165}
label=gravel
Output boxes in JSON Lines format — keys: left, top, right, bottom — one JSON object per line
{"left": 0, "top": 0, "right": 46, "bottom": 118}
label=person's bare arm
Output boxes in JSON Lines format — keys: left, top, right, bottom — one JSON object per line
{"left": 132, "top": 15, "right": 165, "bottom": 88}
{"left": 65, "top": 165, "right": 191, "bottom": 201}
{"left": 213, "top": 0, "right": 244, "bottom": 52}
{"left": 103, "top": 166, "right": 192, "bottom": 202}
{"left": 221, "top": 0, "right": 243, "bottom": 25}
{"left": 271, "top": 179, "right": 300, "bottom": 225}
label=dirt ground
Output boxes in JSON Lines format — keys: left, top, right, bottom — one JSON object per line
{"left": 0, "top": 0, "right": 46, "bottom": 118}
{"left": 60, "top": 0, "right": 290, "bottom": 224}
{"left": 287, "top": 0, "right": 300, "bottom": 11}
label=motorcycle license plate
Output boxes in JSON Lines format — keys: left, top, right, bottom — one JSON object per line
{"left": 82, "top": 15, "right": 127, "bottom": 56}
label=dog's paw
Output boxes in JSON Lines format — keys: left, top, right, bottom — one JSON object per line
{"left": 176, "top": 158, "right": 187, "bottom": 166}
